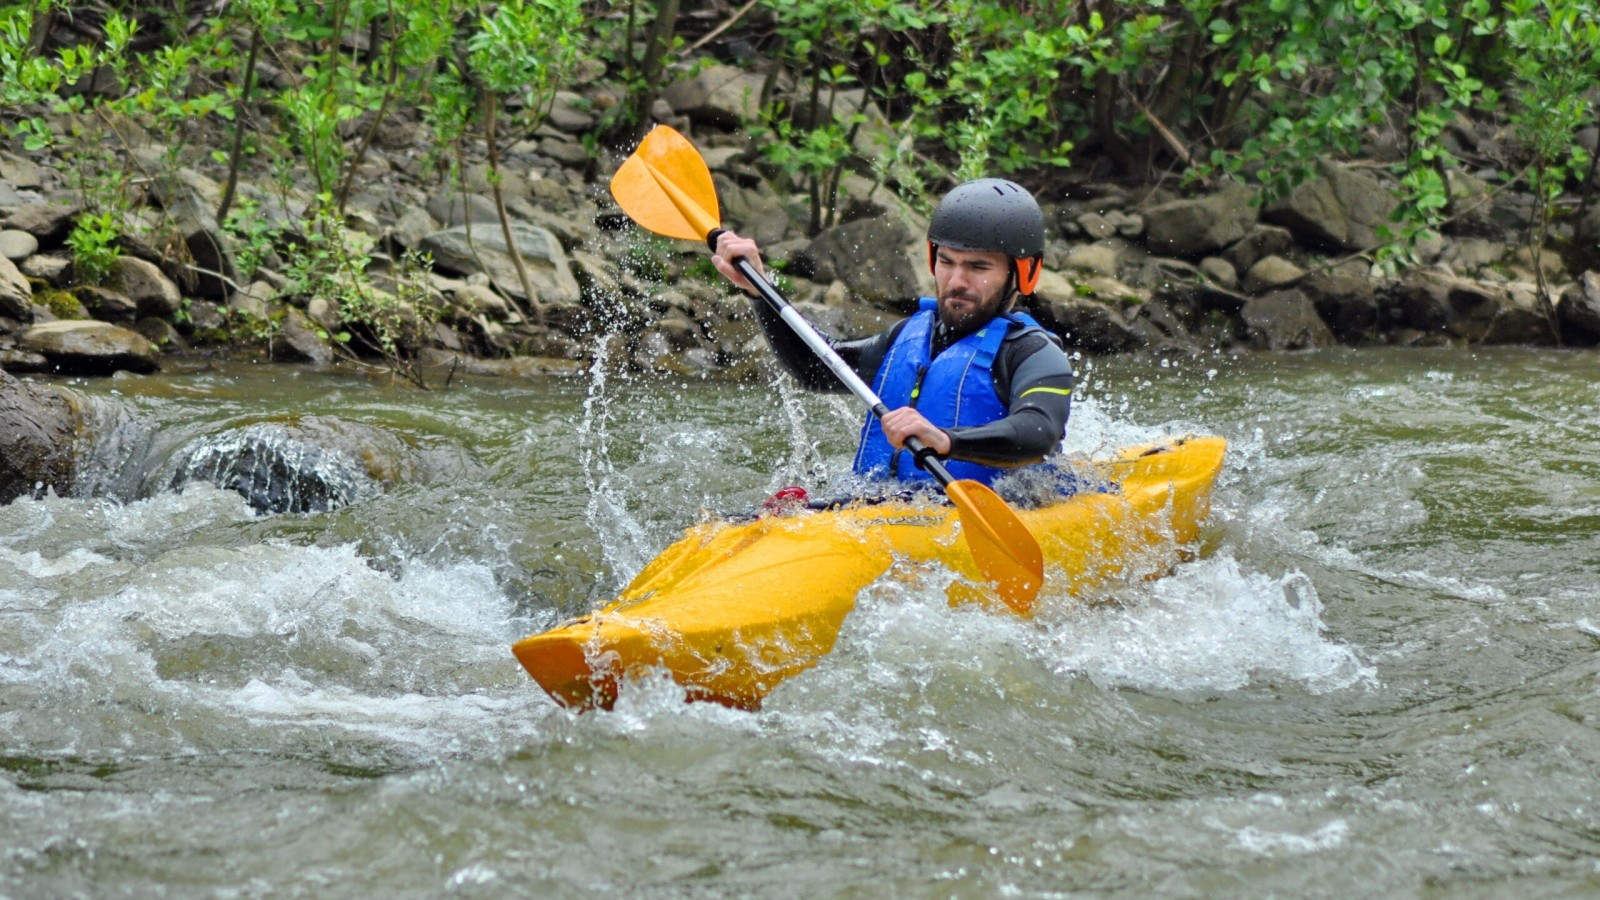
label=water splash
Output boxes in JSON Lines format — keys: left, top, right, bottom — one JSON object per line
{"left": 1044, "top": 555, "right": 1374, "bottom": 696}
{"left": 0, "top": 489, "right": 550, "bottom": 765}
{"left": 766, "top": 373, "right": 840, "bottom": 494}
{"left": 163, "top": 423, "right": 379, "bottom": 515}
{"left": 576, "top": 330, "right": 656, "bottom": 580}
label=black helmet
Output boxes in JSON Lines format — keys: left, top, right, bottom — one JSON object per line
{"left": 927, "top": 178, "right": 1045, "bottom": 295}
{"left": 928, "top": 179, "right": 1045, "bottom": 257}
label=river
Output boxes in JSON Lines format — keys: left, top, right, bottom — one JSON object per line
{"left": 2, "top": 346, "right": 1597, "bottom": 896}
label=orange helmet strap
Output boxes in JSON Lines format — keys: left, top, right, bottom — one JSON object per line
{"left": 1016, "top": 256, "right": 1042, "bottom": 296}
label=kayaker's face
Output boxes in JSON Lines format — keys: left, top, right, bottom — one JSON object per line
{"left": 934, "top": 247, "right": 1012, "bottom": 334}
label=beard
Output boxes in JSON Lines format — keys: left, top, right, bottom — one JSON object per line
{"left": 936, "top": 283, "right": 1009, "bottom": 336}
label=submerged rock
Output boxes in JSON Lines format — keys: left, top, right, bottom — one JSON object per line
{"left": 160, "top": 415, "right": 478, "bottom": 515}
{"left": 164, "top": 421, "right": 381, "bottom": 515}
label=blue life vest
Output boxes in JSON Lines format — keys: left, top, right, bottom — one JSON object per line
{"left": 853, "top": 298, "right": 1045, "bottom": 485}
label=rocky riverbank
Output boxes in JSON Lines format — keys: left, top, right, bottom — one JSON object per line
{"left": 7, "top": 63, "right": 1600, "bottom": 384}
{"left": 8, "top": 57, "right": 1600, "bottom": 511}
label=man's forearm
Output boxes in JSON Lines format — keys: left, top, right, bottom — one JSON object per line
{"left": 945, "top": 405, "right": 1065, "bottom": 467}
{"left": 945, "top": 359, "right": 1073, "bottom": 466}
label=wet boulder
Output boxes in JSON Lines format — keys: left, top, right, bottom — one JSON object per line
{"left": 1558, "top": 271, "right": 1600, "bottom": 345}
{"left": 1127, "top": 294, "right": 1204, "bottom": 354}
{"left": 1480, "top": 283, "right": 1558, "bottom": 346}
{"left": 1301, "top": 272, "right": 1381, "bottom": 343}
{"left": 419, "top": 223, "right": 582, "bottom": 305}
{"left": 1263, "top": 161, "right": 1398, "bottom": 252}
{"left": 160, "top": 415, "right": 476, "bottom": 515}
{"left": 165, "top": 421, "right": 378, "bottom": 514}
{"left": 1386, "top": 271, "right": 1554, "bottom": 344}
{"left": 800, "top": 211, "right": 932, "bottom": 307}
{"left": 2, "top": 202, "right": 77, "bottom": 244}
{"left": 0, "top": 253, "right": 31, "bottom": 320}
{"left": 1041, "top": 295, "right": 1143, "bottom": 353}
{"left": 0, "top": 369, "right": 79, "bottom": 503}
{"left": 108, "top": 256, "right": 183, "bottom": 318}
{"left": 1388, "top": 270, "right": 1479, "bottom": 337}
{"left": 273, "top": 307, "right": 337, "bottom": 365}
{"left": 1238, "top": 289, "right": 1338, "bottom": 351}
{"left": 18, "top": 320, "right": 161, "bottom": 375}
{"left": 1031, "top": 270, "right": 1145, "bottom": 353}
{"left": 1144, "top": 184, "right": 1257, "bottom": 259}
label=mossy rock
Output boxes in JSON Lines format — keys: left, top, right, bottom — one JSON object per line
{"left": 188, "top": 326, "right": 233, "bottom": 346}
{"left": 34, "top": 289, "right": 87, "bottom": 320}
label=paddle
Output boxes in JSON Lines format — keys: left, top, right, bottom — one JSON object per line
{"left": 609, "top": 124, "right": 1045, "bottom": 614}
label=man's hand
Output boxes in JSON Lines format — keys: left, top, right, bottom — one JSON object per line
{"left": 880, "top": 407, "right": 951, "bottom": 456}
{"left": 712, "top": 230, "right": 767, "bottom": 294}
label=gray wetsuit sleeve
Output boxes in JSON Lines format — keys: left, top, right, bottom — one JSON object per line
{"left": 944, "top": 331, "right": 1074, "bottom": 468}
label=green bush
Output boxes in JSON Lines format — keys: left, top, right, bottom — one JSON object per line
{"left": 5, "top": 0, "right": 1600, "bottom": 325}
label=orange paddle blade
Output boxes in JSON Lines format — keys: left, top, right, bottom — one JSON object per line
{"left": 947, "top": 479, "right": 1045, "bottom": 615}
{"left": 610, "top": 124, "right": 722, "bottom": 241}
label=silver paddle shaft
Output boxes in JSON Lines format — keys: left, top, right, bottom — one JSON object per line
{"left": 734, "top": 256, "right": 953, "bottom": 486}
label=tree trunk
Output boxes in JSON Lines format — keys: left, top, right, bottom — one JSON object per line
{"left": 484, "top": 93, "right": 537, "bottom": 321}
{"left": 215, "top": 26, "right": 261, "bottom": 224}
{"left": 616, "top": 0, "right": 682, "bottom": 147}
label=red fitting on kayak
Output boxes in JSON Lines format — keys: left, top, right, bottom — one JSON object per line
{"left": 761, "top": 486, "right": 810, "bottom": 514}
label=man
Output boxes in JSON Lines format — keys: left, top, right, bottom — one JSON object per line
{"left": 713, "top": 178, "right": 1074, "bottom": 488}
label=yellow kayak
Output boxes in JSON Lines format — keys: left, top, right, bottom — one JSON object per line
{"left": 514, "top": 435, "right": 1226, "bottom": 710}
